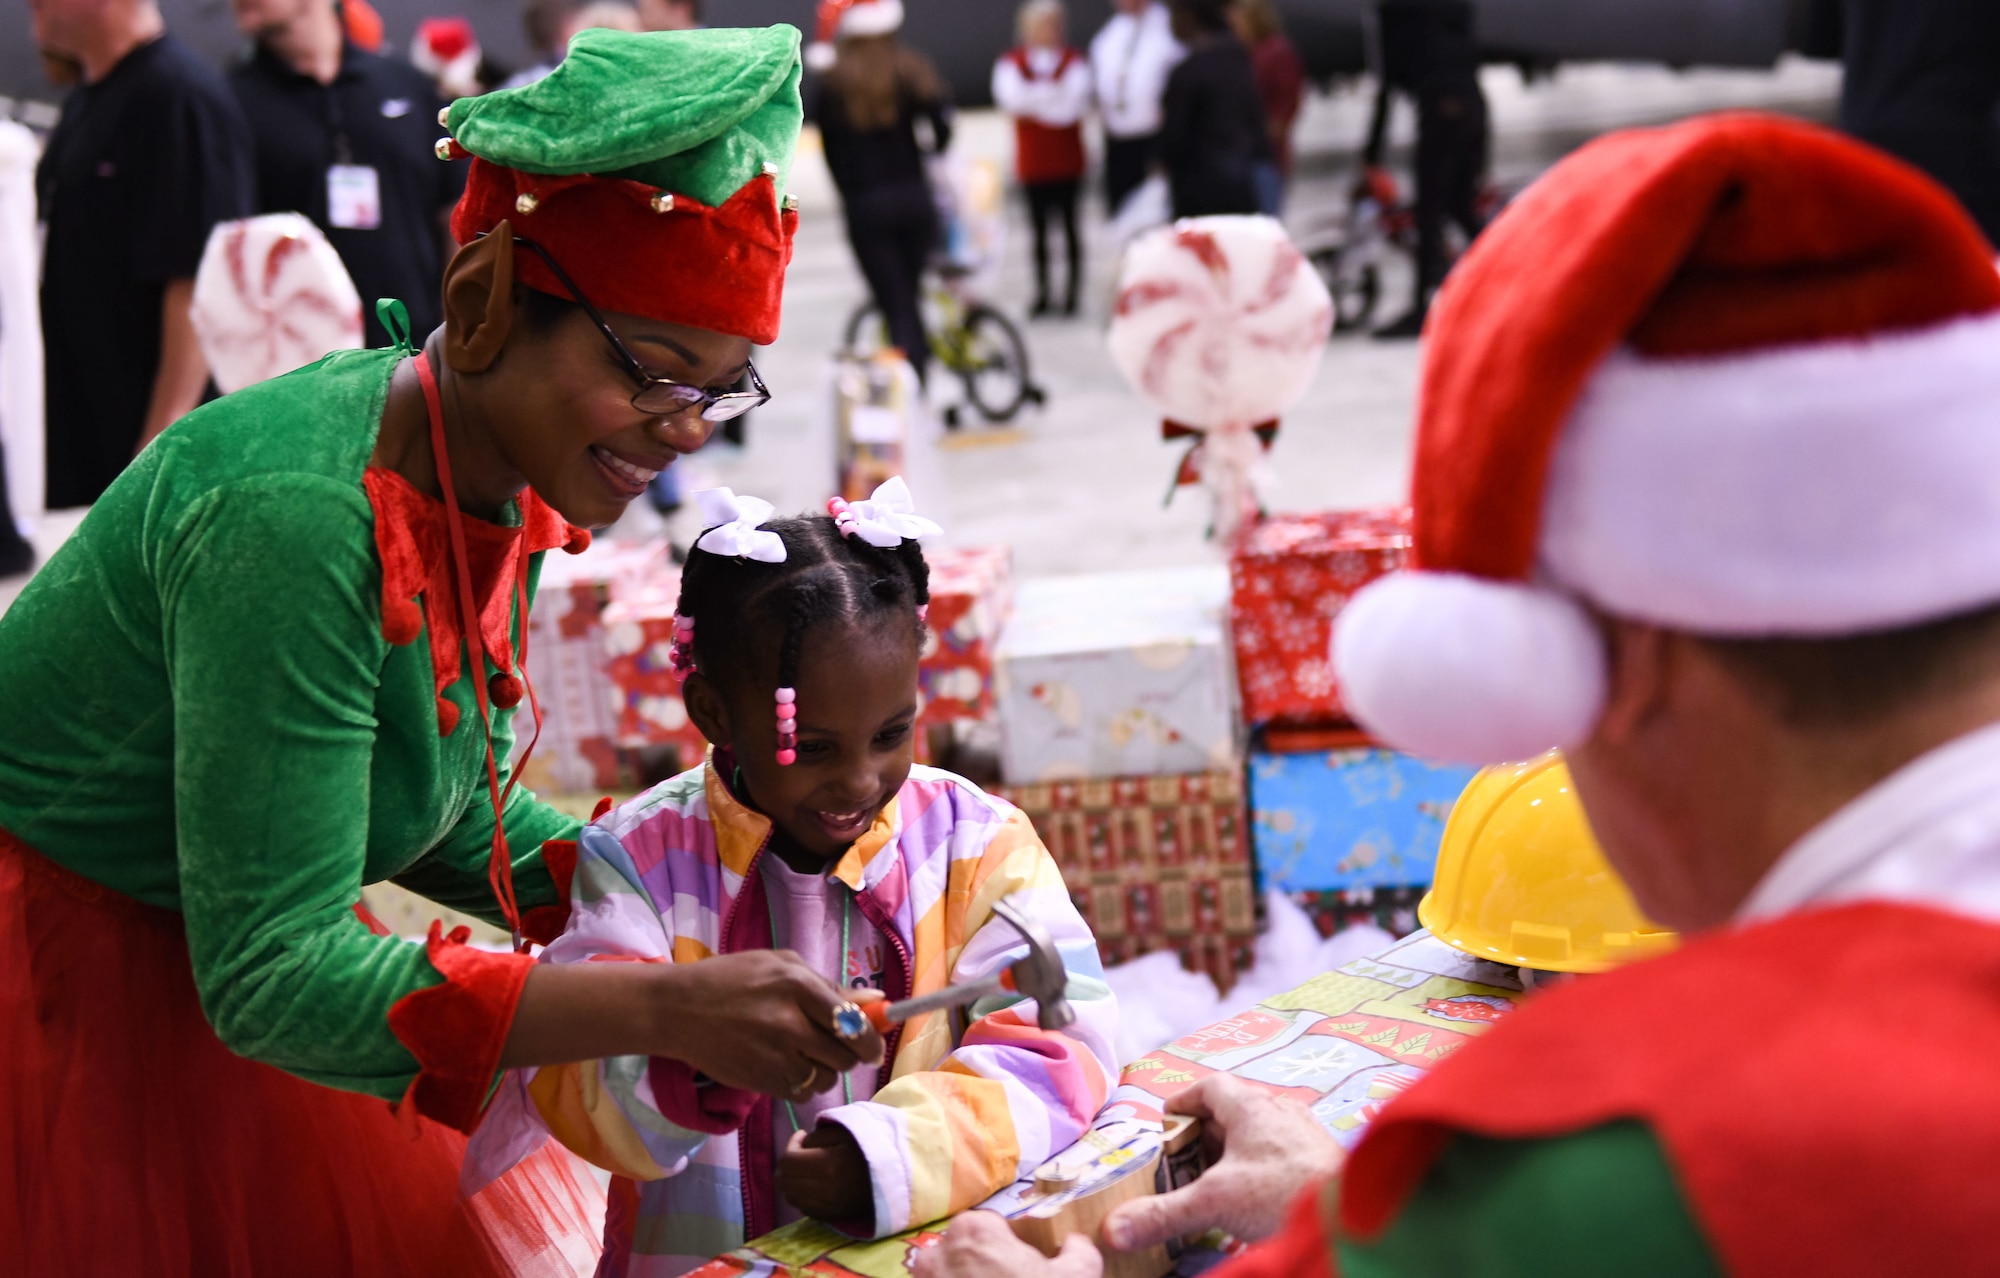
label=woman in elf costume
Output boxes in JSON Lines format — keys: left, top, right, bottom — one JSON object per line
{"left": 0, "top": 27, "right": 885, "bottom": 1277}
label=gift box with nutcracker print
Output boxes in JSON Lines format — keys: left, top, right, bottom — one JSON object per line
{"left": 994, "top": 565, "right": 1238, "bottom": 784}
{"left": 1248, "top": 747, "right": 1477, "bottom": 894}
{"left": 1229, "top": 507, "right": 1410, "bottom": 729}
{"left": 994, "top": 769, "right": 1256, "bottom": 983}
{"left": 599, "top": 577, "right": 711, "bottom": 773}
{"left": 917, "top": 545, "right": 1013, "bottom": 731}
{"left": 511, "top": 539, "right": 667, "bottom": 794}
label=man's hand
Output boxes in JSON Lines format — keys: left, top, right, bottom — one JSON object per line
{"left": 909, "top": 1211, "right": 1102, "bottom": 1278}
{"left": 1102, "top": 1076, "right": 1344, "bottom": 1253}
{"left": 776, "top": 1125, "right": 874, "bottom": 1226}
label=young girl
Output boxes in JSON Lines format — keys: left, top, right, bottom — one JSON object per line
{"left": 467, "top": 480, "right": 1120, "bottom": 1274}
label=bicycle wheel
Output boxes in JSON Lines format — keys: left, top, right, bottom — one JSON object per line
{"left": 843, "top": 302, "right": 890, "bottom": 356}
{"left": 957, "top": 304, "right": 1033, "bottom": 422}
{"left": 1310, "top": 246, "right": 1379, "bottom": 334}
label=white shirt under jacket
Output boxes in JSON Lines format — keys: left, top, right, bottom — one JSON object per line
{"left": 993, "top": 47, "right": 1095, "bottom": 129}
{"left": 1738, "top": 718, "right": 2000, "bottom": 926}
{"left": 1088, "top": 2, "right": 1184, "bottom": 139}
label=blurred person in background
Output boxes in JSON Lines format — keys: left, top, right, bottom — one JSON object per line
{"left": 1159, "top": 0, "right": 1270, "bottom": 218}
{"left": 1364, "top": 0, "right": 1488, "bottom": 339}
{"left": 1089, "top": 0, "right": 1182, "bottom": 217}
{"left": 638, "top": 0, "right": 698, "bottom": 31}
{"left": 30, "top": 0, "right": 254, "bottom": 509}
{"left": 1835, "top": 0, "right": 2000, "bottom": 243}
{"left": 1234, "top": 0, "right": 1303, "bottom": 214}
{"left": 993, "top": 0, "right": 1091, "bottom": 318}
{"left": 812, "top": 0, "right": 952, "bottom": 386}
{"left": 502, "top": 0, "right": 581, "bottom": 87}
{"left": 230, "top": 0, "right": 470, "bottom": 348}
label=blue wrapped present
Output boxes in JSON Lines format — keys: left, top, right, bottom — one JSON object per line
{"left": 1249, "top": 748, "right": 1478, "bottom": 893}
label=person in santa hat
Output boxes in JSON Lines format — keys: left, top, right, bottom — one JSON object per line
{"left": 911, "top": 110, "right": 2000, "bottom": 1278}
{"left": 808, "top": 0, "right": 952, "bottom": 384}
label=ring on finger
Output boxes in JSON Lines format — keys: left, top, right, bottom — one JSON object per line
{"left": 830, "top": 1000, "right": 868, "bottom": 1043}
{"left": 795, "top": 1062, "right": 822, "bottom": 1094}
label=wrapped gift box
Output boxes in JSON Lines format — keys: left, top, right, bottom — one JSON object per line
{"left": 918, "top": 545, "right": 1013, "bottom": 729}
{"left": 1229, "top": 507, "right": 1410, "bottom": 728}
{"left": 513, "top": 540, "right": 667, "bottom": 794}
{"left": 1249, "top": 748, "right": 1477, "bottom": 893}
{"left": 994, "top": 769, "right": 1256, "bottom": 979}
{"left": 599, "top": 578, "right": 710, "bottom": 770}
{"left": 1289, "top": 886, "right": 1427, "bottom": 940}
{"left": 994, "top": 565, "right": 1238, "bottom": 784}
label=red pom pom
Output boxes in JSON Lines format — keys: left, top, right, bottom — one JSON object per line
{"left": 488, "top": 671, "right": 524, "bottom": 708}
{"left": 381, "top": 598, "right": 423, "bottom": 646}
{"left": 563, "top": 526, "right": 592, "bottom": 554}
{"left": 436, "top": 696, "right": 460, "bottom": 735}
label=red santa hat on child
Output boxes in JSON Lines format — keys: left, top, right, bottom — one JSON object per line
{"left": 805, "top": 0, "right": 905, "bottom": 70}
{"left": 1332, "top": 112, "right": 2000, "bottom": 765}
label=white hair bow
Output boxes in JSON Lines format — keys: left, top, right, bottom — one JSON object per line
{"left": 692, "top": 488, "right": 787, "bottom": 562}
{"left": 833, "top": 477, "right": 943, "bottom": 548}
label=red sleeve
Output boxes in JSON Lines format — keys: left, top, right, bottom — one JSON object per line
{"left": 386, "top": 922, "right": 535, "bottom": 1133}
{"left": 518, "top": 837, "right": 579, "bottom": 947}
{"left": 1209, "top": 1180, "right": 1341, "bottom": 1278}
{"left": 647, "top": 1056, "right": 760, "bottom": 1134}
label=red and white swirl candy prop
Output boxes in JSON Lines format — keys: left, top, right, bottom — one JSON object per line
{"left": 1109, "top": 216, "right": 1332, "bottom": 542}
{"left": 191, "top": 214, "right": 364, "bottom": 395}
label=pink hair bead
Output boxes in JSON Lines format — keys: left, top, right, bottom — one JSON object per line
{"left": 774, "top": 688, "right": 796, "bottom": 704}
{"left": 775, "top": 748, "right": 797, "bottom": 766}
{"left": 776, "top": 703, "right": 796, "bottom": 720}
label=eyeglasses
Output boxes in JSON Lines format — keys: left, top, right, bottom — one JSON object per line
{"left": 509, "top": 234, "right": 772, "bottom": 422}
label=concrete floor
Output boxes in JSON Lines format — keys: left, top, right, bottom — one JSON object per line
{"left": 0, "top": 58, "right": 1840, "bottom": 616}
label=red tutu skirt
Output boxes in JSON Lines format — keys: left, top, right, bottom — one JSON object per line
{"left": 0, "top": 833, "right": 604, "bottom": 1277}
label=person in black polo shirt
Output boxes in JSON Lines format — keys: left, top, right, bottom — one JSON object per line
{"left": 31, "top": 0, "right": 255, "bottom": 509}
{"left": 229, "top": 0, "right": 470, "bottom": 348}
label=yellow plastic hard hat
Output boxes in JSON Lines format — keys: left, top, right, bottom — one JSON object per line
{"left": 1419, "top": 752, "right": 1677, "bottom": 974}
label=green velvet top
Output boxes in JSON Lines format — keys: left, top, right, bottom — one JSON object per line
{"left": 0, "top": 346, "right": 578, "bottom": 1104}
{"left": 1339, "top": 1122, "right": 1722, "bottom": 1277}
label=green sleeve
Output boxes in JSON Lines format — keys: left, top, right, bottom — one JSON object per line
{"left": 166, "top": 475, "right": 463, "bottom": 1101}
{"left": 393, "top": 778, "right": 580, "bottom": 926}
{"left": 1337, "top": 1121, "right": 1723, "bottom": 1278}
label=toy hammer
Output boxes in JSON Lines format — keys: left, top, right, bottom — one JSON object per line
{"left": 856, "top": 897, "right": 1076, "bottom": 1033}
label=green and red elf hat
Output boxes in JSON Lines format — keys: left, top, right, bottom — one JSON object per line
{"left": 437, "top": 26, "right": 803, "bottom": 345}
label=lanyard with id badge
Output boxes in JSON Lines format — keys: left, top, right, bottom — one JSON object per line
{"left": 323, "top": 86, "right": 381, "bottom": 230}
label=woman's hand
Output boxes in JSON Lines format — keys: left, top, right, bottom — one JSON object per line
{"left": 501, "top": 953, "right": 884, "bottom": 1098}
{"left": 776, "top": 1125, "right": 875, "bottom": 1225}
{"left": 909, "top": 1212, "right": 1101, "bottom": 1278}
{"left": 660, "top": 951, "right": 886, "bottom": 1098}
{"left": 1101, "top": 1075, "right": 1344, "bottom": 1253}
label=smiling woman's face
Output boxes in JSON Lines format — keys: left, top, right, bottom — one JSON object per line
{"left": 478, "top": 293, "right": 754, "bottom": 529}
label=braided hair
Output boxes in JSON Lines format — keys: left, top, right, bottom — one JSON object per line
{"left": 674, "top": 513, "right": 932, "bottom": 702}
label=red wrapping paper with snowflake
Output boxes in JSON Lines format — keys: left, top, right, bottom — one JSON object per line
{"left": 916, "top": 545, "right": 1014, "bottom": 729}
{"left": 1108, "top": 216, "right": 1332, "bottom": 543}
{"left": 599, "top": 580, "right": 712, "bottom": 766}
{"left": 1230, "top": 507, "right": 1411, "bottom": 727}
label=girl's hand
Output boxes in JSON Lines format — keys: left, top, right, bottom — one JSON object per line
{"left": 776, "top": 1126, "right": 875, "bottom": 1226}
{"left": 657, "top": 950, "right": 886, "bottom": 1098}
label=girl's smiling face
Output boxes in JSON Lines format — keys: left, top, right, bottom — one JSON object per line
{"left": 686, "top": 613, "right": 921, "bottom": 866}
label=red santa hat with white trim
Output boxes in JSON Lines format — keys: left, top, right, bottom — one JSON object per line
{"left": 805, "top": 0, "right": 904, "bottom": 70}
{"left": 1331, "top": 112, "right": 2000, "bottom": 766}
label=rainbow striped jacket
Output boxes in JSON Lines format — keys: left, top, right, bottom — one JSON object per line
{"left": 464, "top": 759, "right": 1119, "bottom": 1276}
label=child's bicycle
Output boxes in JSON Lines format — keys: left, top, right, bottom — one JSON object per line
{"left": 843, "top": 266, "right": 1046, "bottom": 428}
{"left": 1298, "top": 166, "right": 1508, "bottom": 334}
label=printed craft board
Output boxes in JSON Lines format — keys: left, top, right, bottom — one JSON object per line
{"left": 685, "top": 931, "right": 1524, "bottom": 1277}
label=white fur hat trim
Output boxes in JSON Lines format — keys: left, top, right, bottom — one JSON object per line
{"left": 1332, "top": 571, "right": 1608, "bottom": 766}
{"left": 839, "top": 0, "right": 904, "bottom": 38}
